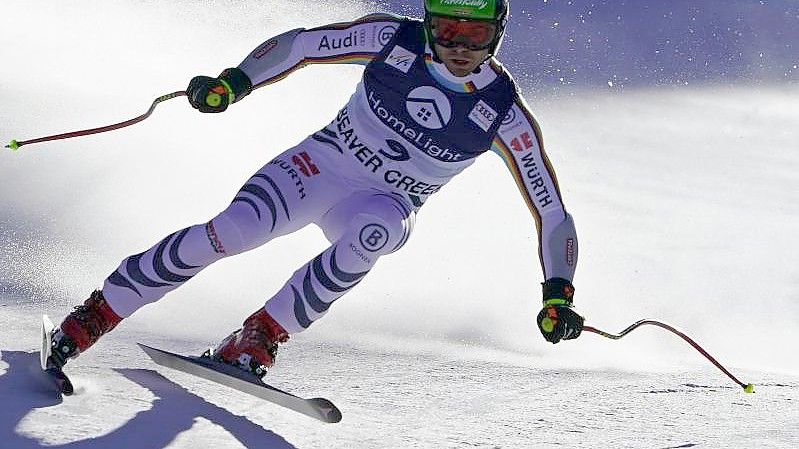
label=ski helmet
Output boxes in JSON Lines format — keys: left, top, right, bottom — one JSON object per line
{"left": 424, "top": 0, "right": 509, "bottom": 57}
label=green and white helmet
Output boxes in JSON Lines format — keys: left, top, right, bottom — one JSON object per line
{"left": 424, "top": 0, "right": 510, "bottom": 57}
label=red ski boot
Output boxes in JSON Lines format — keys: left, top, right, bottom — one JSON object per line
{"left": 50, "top": 290, "right": 123, "bottom": 368}
{"left": 213, "top": 308, "right": 289, "bottom": 378}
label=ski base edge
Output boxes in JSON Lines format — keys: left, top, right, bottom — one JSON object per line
{"left": 138, "top": 343, "right": 342, "bottom": 423}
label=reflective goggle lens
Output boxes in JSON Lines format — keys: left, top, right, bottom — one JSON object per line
{"left": 430, "top": 16, "right": 497, "bottom": 51}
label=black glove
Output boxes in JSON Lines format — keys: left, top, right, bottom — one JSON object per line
{"left": 537, "top": 278, "right": 584, "bottom": 344}
{"left": 186, "top": 67, "right": 253, "bottom": 113}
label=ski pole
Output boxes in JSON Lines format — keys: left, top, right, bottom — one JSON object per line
{"left": 5, "top": 91, "right": 186, "bottom": 151}
{"left": 583, "top": 319, "right": 754, "bottom": 393}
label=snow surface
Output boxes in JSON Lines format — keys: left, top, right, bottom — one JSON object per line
{"left": 1, "top": 1, "right": 798, "bottom": 448}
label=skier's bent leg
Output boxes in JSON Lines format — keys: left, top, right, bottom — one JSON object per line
{"left": 102, "top": 196, "right": 292, "bottom": 318}
{"left": 49, "top": 210, "right": 267, "bottom": 367}
{"left": 213, "top": 191, "right": 415, "bottom": 376}
{"left": 268, "top": 192, "right": 415, "bottom": 334}
{"left": 51, "top": 145, "right": 339, "bottom": 367}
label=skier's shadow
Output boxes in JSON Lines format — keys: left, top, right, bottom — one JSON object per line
{"left": 0, "top": 351, "right": 296, "bottom": 449}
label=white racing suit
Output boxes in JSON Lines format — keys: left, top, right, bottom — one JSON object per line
{"left": 102, "top": 14, "right": 578, "bottom": 334}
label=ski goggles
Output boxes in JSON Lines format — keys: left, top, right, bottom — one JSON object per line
{"left": 429, "top": 15, "right": 498, "bottom": 51}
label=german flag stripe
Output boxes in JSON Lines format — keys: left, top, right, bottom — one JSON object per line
{"left": 305, "top": 53, "right": 376, "bottom": 65}
{"left": 254, "top": 53, "right": 377, "bottom": 89}
{"left": 254, "top": 60, "right": 307, "bottom": 89}
{"left": 423, "top": 54, "right": 479, "bottom": 93}
{"left": 491, "top": 138, "right": 540, "bottom": 225}
{"left": 491, "top": 137, "right": 546, "bottom": 271}
{"left": 513, "top": 99, "right": 565, "bottom": 201}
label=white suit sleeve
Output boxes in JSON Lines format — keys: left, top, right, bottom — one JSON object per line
{"left": 490, "top": 93, "right": 578, "bottom": 282}
{"left": 237, "top": 14, "right": 403, "bottom": 88}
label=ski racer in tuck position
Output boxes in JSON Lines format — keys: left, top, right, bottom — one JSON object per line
{"left": 48, "top": 0, "right": 584, "bottom": 378}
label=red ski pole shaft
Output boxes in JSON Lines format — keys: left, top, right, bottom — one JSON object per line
{"left": 5, "top": 91, "right": 186, "bottom": 151}
{"left": 583, "top": 319, "right": 754, "bottom": 393}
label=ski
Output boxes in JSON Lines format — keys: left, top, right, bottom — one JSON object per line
{"left": 137, "top": 343, "right": 342, "bottom": 423}
{"left": 40, "top": 315, "right": 74, "bottom": 395}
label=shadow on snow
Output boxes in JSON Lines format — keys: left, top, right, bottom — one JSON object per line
{"left": 0, "top": 350, "right": 296, "bottom": 449}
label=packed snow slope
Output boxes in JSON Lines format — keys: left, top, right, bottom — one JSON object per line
{"left": 1, "top": 1, "right": 797, "bottom": 448}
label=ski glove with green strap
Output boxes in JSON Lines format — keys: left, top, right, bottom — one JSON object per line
{"left": 187, "top": 67, "right": 253, "bottom": 113}
{"left": 537, "top": 278, "right": 584, "bottom": 344}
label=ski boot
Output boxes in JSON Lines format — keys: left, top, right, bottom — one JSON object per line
{"left": 210, "top": 308, "right": 289, "bottom": 378}
{"left": 49, "top": 290, "right": 123, "bottom": 369}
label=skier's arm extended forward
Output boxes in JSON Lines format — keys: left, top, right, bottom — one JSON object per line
{"left": 186, "top": 14, "right": 402, "bottom": 113}
{"left": 239, "top": 14, "right": 402, "bottom": 89}
{"left": 490, "top": 93, "right": 583, "bottom": 343}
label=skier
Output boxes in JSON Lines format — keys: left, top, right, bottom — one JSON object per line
{"left": 48, "top": 0, "right": 584, "bottom": 379}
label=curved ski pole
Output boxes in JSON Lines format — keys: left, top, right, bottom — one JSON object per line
{"left": 5, "top": 91, "right": 187, "bottom": 151}
{"left": 583, "top": 319, "right": 754, "bottom": 393}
